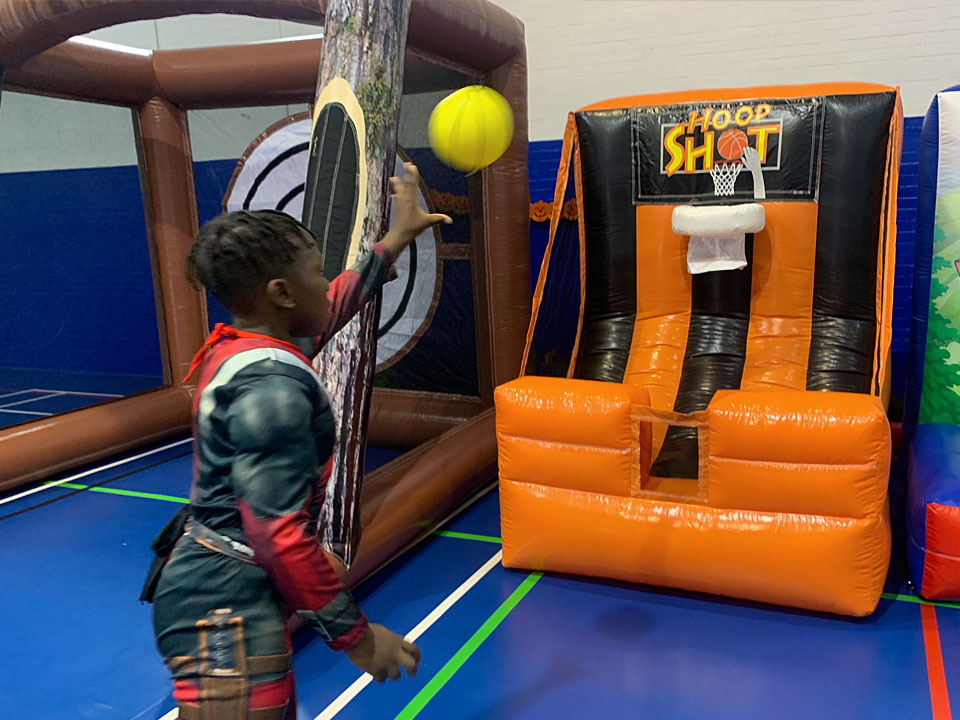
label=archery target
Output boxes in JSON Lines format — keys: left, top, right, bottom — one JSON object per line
{"left": 223, "top": 114, "right": 441, "bottom": 370}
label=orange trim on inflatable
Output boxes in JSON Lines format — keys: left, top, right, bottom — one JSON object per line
{"left": 567, "top": 135, "right": 588, "bottom": 378}
{"left": 741, "top": 203, "right": 818, "bottom": 391}
{"left": 521, "top": 114, "right": 576, "bottom": 375}
{"left": 578, "top": 82, "right": 898, "bottom": 112}
{"left": 875, "top": 91, "right": 903, "bottom": 396}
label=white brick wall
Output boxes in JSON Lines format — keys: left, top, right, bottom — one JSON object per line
{"left": 491, "top": 0, "right": 960, "bottom": 139}
{"left": 3, "top": 3, "right": 958, "bottom": 169}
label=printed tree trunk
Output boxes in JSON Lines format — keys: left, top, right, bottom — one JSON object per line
{"left": 303, "top": 0, "right": 411, "bottom": 566}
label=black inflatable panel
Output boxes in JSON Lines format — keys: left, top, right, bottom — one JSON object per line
{"left": 652, "top": 235, "right": 754, "bottom": 478}
{"left": 301, "top": 102, "right": 361, "bottom": 278}
{"left": 806, "top": 92, "right": 896, "bottom": 393}
{"left": 572, "top": 110, "right": 638, "bottom": 383}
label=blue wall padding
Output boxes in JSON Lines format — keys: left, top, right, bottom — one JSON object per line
{"left": 894, "top": 116, "right": 923, "bottom": 405}
{"left": 0, "top": 121, "right": 930, "bottom": 385}
{"left": 0, "top": 164, "right": 161, "bottom": 377}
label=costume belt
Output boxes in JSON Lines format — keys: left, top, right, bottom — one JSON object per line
{"left": 186, "top": 521, "right": 257, "bottom": 566}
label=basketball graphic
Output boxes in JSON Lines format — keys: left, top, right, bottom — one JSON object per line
{"left": 717, "top": 128, "right": 749, "bottom": 160}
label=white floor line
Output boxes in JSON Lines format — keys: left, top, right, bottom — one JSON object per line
{"left": 36, "top": 388, "right": 125, "bottom": 398}
{"left": 158, "top": 709, "right": 177, "bottom": 720}
{"left": 0, "top": 391, "right": 66, "bottom": 409}
{"left": 0, "top": 437, "right": 192, "bottom": 506}
{"left": 0, "top": 408, "right": 53, "bottom": 416}
{"left": 312, "top": 549, "right": 504, "bottom": 720}
{"left": 0, "top": 389, "right": 33, "bottom": 401}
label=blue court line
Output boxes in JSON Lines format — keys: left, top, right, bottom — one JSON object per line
{"left": 31, "top": 464, "right": 960, "bottom": 616}
{"left": 0, "top": 438, "right": 192, "bottom": 514}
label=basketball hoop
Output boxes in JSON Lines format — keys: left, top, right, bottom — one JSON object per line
{"left": 710, "top": 162, "right": 742, "bottom": 196}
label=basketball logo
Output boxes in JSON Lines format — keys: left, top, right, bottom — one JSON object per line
{"left": 717, "top": 128, "right": 749, "bottom": 161}
{"left": 633, "top": 97, "right": 824, "bottom": 204}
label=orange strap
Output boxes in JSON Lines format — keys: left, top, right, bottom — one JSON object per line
{"left": 566, "top": 138, "right": 588, "bottom": 379}
{"left": 874, "top": 89, "right": 902, "bottom": 398}
{"left": 520, "top": 114, "right": 578, "bottom": 376}
{"left": 631, "top": 405, "right": 708, "bottom": 428}
{"left": 182, "top": 324, "right": 306, "bottom": 383}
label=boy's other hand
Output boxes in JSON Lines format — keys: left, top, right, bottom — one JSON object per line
{"left": 345, "top": 623, "right": 422, "bottom": 683}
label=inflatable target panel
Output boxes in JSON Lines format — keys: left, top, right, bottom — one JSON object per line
{"left": 499, "top": 83, "right": 902, "bottom": 616}
{"left": 904, "top": 84, "right": 960, "bottom": 601}
{"left": 223, "top": 115, "right": 441, "bottom": 372}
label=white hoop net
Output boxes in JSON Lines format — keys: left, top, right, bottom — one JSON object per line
{"left": 710, "top": 162, "right": 743, "bottom": 196}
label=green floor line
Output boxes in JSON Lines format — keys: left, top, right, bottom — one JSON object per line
{"left": 433, "top": 530, "right": 502, "bottom": 544}
{"left": 36, "top": 480, "right": 960, "bottom": 616}
{"left": 881, "top": 592, "right": 960, "bottom": 610}
{"left": 44, "top": 481, "right": 188, "bottom": 504}
{"left": 393, "top": 572, "right": 542, "bottom": 720}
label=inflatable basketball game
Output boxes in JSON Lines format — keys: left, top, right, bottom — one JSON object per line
{"left": 497, "top": 83, "right": 902, "bottom": 617}
{"left": 904, "top": 83, "right": 960, "bottom": 601}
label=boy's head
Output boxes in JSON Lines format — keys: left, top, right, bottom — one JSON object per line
{"left": 186, "top": 209, "right": 331, "bottom": 337}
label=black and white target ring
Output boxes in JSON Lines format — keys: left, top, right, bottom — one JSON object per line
{"left": 223, "top": 113, "right": 442, "bottom": 371}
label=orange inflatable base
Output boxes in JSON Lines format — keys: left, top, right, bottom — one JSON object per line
{"left": 500, "top": 479, "right": 891, "bottom": 617}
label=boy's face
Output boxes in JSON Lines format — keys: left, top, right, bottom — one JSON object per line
{"left": 286, "top": 238, "right": 331, "bottom": 337}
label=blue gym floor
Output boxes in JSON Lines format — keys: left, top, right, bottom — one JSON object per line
{"left": 0, "top": 368, "right": 162, "bottom": 430}
{"left": 1, "top": 440, "right": 957, "bottom": 720}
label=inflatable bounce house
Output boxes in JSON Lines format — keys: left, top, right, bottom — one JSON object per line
{"left": 497, "top": 83, "right": 902, "bottom": 617}
{"left": 904, "top": 83, "right": 960, "bottom": 601}
{"left": 0, "top": 0, "right": 529, "bottom": 584}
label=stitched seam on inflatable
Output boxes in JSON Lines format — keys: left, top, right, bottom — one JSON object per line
{"left": 504, "top": 479, "right": 880, "bottom": 523}
{"left": 631, "top": 414, "right": 644, "bottom": 496}
{"left": 500, "top": 433, "right": 632, "bottom": 453}
{"left": 909, "top": 532, "right": 960, "bottom": 561}
{"left": 708, "top": 455, "right": 881, "bottom": 471}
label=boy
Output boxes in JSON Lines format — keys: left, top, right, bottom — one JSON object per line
{"left": 148, "top": 164, "right": 451, "bottom": 719}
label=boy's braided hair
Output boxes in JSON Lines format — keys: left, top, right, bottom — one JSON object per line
{"left": 186, "top": 209, "right": 316, "bottom": 312}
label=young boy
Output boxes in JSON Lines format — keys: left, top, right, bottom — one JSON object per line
{"left": 149, "top": 164, "right": 451, "bottom": 719}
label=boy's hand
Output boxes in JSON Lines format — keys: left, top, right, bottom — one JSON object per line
{"left": 382, "top": 162, "right": 452, "bottom": 256}
{"left": 345, "top": 623, "right": 422, "bottom": 683}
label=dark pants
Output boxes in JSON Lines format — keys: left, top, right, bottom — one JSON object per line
{"left": 154, "top": 539, "right": 296, "bottom": 719}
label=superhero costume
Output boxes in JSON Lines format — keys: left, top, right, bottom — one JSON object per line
{"left": 147, "top": 243, "right": 395, "bottom": 720}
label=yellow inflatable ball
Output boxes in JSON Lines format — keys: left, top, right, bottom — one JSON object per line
{"left": 428, "top": 85, "right": 514, "bottom": 173}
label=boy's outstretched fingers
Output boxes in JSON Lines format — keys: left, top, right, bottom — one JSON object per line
{"left": 400, "top": 640, "right": 421, "bottom": 676}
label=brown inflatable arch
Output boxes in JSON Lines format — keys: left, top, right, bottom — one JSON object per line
{"left": 0, "top": 0, "right": 529, "bottom": 584}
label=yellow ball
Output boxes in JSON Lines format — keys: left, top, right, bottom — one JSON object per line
{"left": 428, "top": 86, "right": 514, "bottom": 173}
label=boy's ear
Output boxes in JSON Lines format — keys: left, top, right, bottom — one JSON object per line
{"left": 265, "top": 277, "right": 296, "bottom": 309}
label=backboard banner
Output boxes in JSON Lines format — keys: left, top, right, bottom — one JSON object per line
{"left": 632, "top": 97, "right": 824, "bottom": 204}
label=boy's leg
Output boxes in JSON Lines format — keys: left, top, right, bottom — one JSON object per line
{"left": 165, "top": 609, "right": 294, "bottom": 719}
{"left": 171, "top": 674, "right": 294, "bottom": 720}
